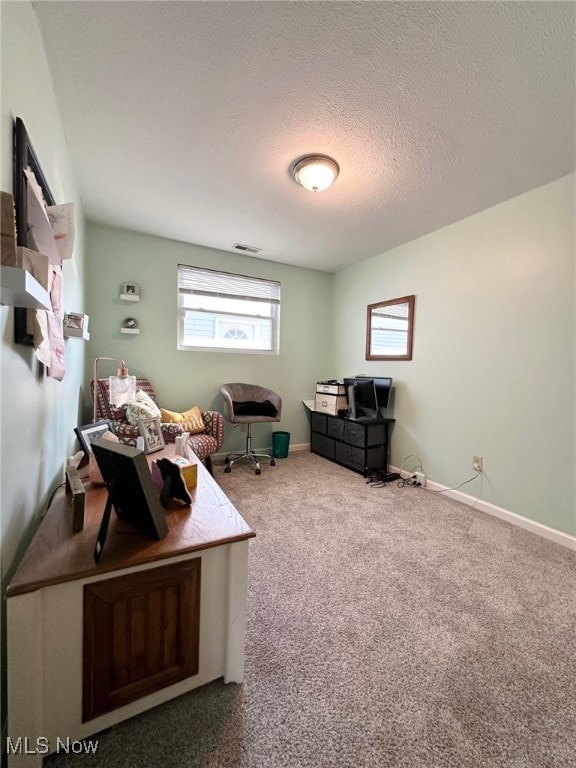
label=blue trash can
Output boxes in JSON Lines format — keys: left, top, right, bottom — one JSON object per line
{"left": 272, "top": 431, "right": 290, "bottom": 459}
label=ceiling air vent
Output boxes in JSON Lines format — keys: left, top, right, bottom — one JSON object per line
{"left": 233, "top": 243, "right": 261, "bottom": 254}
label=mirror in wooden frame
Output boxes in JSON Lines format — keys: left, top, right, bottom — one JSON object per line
{"left": 366, "top": 295, "right": 415, "bottom": 361}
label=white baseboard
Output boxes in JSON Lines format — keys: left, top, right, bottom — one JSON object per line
{"left": 209, "top": 448, "right": 574, "bottom": 550}
{"left": 287, "top": 442, "right": 310, "bottom": 452}
{"left": 393, "top": 467, "right": 576, "bottom": 551}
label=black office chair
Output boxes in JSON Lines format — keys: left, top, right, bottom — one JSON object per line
{"left": 219, "top": 383, "right": 282, "bottom": 475}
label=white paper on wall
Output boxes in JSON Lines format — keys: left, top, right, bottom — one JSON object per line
{"left": 24, "top": 168, "right": 61, "bottom": 264}
{"left": 47, "top": 310, "right": 65, "bottom": 381}
{"left": 47, "top": 203, "right": 75, "bottom": 261}
{"left": 47, "top": 265, "right": 65, "bottom": 380}
{"left": 31, "top": 264, "right": 66, "bottom": 379}
{"left": 32, "top": 309, "right": 50, "bottom": 368}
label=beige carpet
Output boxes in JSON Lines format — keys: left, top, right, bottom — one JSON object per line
{"left": 46, "top": 451, "right": 576, "bottom": 768}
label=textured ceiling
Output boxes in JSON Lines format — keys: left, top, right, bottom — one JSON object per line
{"left": 32, "top": 1, "right": 575, "bottom": 272}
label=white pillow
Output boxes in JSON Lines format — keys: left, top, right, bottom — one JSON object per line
{"left": 136, "top": 389, "right": 161, "bottom": 416}
{"left": 125, "top": 389, "right": 161, "bottom": 426}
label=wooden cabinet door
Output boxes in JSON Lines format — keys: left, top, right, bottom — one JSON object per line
{"left": 83, "top": 559, "right": 201, "bottom": 721}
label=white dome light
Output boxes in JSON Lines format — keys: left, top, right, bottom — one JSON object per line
{"left": 292, "top": 155, "right": 340, "bottom": 192}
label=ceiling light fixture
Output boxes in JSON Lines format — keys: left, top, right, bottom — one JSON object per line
{"left": 291, "top": 155, "right": 340, "bottom": 192}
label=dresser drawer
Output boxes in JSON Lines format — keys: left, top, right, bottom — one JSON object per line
{"left": 334, "top": 442, "right": 365, "bottom": 470}
{"left": 326, "top": 417, "right": 345, "bottom": 441}
{"left": 311, "top": 432, "right": 335, "bottom": 460}
{"left": 344, "top": 421, "right": 386, "bottom": 447}
{"left": 311, "top": 412, "right": 327, "bottom": 434}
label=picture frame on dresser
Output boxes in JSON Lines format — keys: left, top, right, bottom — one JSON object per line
{"left": 139, "top": 417, "right": 166, "bottom": 453}
{"left": 90, "top": 438, "right": 168, "bottom": 563}
{"left": 13, "top": 117, "right": 56, "bottom": 345}
{"left": 74, "top": 420, "right": 115, "bottom": 457}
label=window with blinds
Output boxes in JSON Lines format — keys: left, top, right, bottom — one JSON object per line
{"left": 177, "top": 265, "right": 281, "bottom": 354}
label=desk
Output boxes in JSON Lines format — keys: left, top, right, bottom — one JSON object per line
{"left": 310, "top": 412, "right": 394, "bottom": 475}
{"left": 6, "top": 446, "right": 255, "bottom": 766}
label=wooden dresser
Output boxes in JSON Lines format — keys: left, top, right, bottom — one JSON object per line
{"left": 6, "top": 447, "right": 255, "bottom": 766}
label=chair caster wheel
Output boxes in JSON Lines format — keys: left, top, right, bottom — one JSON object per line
{"left": 255, "top": 468, "right": 261, "bottom": 475}
{"left": 270, "top": 459, "right": 275, "bottom": 466}
{"left": 224, "top": 466, "right": 231, "bottom": 473}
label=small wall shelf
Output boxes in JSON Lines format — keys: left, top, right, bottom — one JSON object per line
{"left": 64, "top": 327, "right": 90, "bottom": 340}
{"left": 120, "top": 327, "right": 140, "bottom": 335}
{"left": 120, "top": 293, "right": 139, "bottom": 303}
{"left": 0, "top": 266, "right": 51, "bottom": 310}
{"left": 64, "top": 312, "right": 89, "bottom": 340}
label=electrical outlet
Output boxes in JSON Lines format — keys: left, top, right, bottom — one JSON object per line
{"left": 473, "top": 456, "right": 483, "bottom": 472}
{"left": 414, "top": 471, "right": 426, "bottom": 487}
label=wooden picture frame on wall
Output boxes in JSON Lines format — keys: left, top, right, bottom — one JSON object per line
{"left": 13, "top": 117, "right": 56, "bottom": 345}
{"left": 366, "top": 294, "right": 416, "bottom": 361}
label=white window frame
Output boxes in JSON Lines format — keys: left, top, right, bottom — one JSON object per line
{"left": 177, "top": 264, "right": 281, "bottom": 354}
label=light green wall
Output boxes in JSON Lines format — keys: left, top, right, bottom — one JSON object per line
{"left": 0, "top": 0, "right": 87, "bottom": 736}
{"left": 334, "top": 173, "right": 576, "bottom": 536}
{"left": 1, "top": 5, "right": 574, "bottom": 748}
{"left": 85, "top": 223, "right": 334, "bottom": 452}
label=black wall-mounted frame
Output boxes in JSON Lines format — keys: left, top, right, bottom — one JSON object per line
{"left": 13, "top": 117, "right": 56, "bottom": 345}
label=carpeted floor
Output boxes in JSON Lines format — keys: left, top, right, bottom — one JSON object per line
{"left": 46, "top": 451, "right": 576, "bottom": 768}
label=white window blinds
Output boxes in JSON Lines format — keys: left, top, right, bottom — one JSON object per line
{"left": 177, "top": 265, "right": 281, "bottom": 354}
{"left": 178, "top": 265, "right": 280, "bottom": 304}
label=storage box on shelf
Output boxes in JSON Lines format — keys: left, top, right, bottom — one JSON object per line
{"left": 314, "top": 381, "right": 347, "bottom": 416}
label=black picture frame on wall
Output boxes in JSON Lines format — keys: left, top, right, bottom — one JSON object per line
{"left": 13, "top": 117, "right": 56, "bottom": 345}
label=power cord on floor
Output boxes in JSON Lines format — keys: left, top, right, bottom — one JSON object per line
{"left": 398, "top": 454, "right": 423, "bottom": 475}
{"left": 424, "top": 471, "right": 481, "bottom": 494}
{"left": 377, "top": 451, "right": 483, "bottom": 494}
{"left": 397, "top": 475, "right": 419, "bottom": 488}
{"left": 395, "top": 454, "right": 425, "bottom": 488}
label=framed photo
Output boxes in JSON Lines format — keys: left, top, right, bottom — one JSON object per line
{"left": 74, "top": 420, "right": 115, "bottom": 457}
{"left": 64, "top": 312, "right": 85, "bottom": 330}
{"left": 139, "top": 417, "right": 165, "bottom": 454}
{"left": 121, "top": 282, "right": 139, "bottom": 296}
{"left": 91, "top": 438, "right": 168, "bottom": 562}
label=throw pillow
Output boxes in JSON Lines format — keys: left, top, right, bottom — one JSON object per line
{"left": 160, "top": 407, "right": 185, "bottom": 424}
{"left": 126, "top": 402, "right": 159, "bottom": 426}
{"left": 233, "top": 399, "right": 278, "bottom": 417}
{"left": 125, "top": 389, "right": 161, "bottom": 426}
{"left": 181, "top": 406, "right": 205, "bottom": 434}
{"left": 160, "top": 405, "right": 205, "bottom": 435}
{"left": 136, "top": 389, "right": 161, "bottom": 417}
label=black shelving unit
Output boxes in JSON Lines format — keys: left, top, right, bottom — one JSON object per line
{"left": 310, "top": 412, "right": 394, "bottom": 476}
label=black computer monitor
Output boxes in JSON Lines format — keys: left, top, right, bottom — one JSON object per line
{"left": 343, "top": 377, "right": 378, "bottom": 419}
{"left": 355, "top": 375, "right": 393, "bottom": 408}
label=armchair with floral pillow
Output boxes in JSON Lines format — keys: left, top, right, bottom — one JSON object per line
{"left": 91, "top": 377, "right": 224, "bottom": 474}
